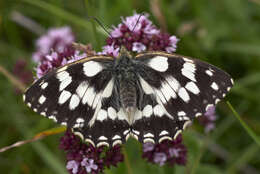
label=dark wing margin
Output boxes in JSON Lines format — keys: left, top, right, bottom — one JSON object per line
{"left": 132, "top": 52, "right": 233, "bottom": 142}
{"left": 23, "top": 56, "right": 130, "bottom": 147}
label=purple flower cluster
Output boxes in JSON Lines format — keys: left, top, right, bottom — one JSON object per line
{"left": 142, "top": 135, "right": 187, "bottom": 166}
{"left": 199, "top": 106, "right": 217, "bottom": 133}
{"left": 60, "top": 130, "right": 124, "bottom": 174}
{"left": 98, "top": 12, "right": 179, "bottom": 57}
{"left": 32, "top": 27, "right": 86, "bottom": 78}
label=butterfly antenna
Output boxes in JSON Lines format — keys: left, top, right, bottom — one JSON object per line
{"left": 131, "top": 13, "right": 145, "bottom": 33}
{"left": 89, "top": 16, "right": 113, "bottom": 39}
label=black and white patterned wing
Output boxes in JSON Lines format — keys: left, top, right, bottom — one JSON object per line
{"left": 131, "top": 52, "right": 233, "bottom": 143}
{"left": 23, "top": 56, "right": 130, "bottom": 147}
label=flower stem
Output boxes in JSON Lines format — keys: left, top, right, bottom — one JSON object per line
{"left": 0, "top": 64, "right": 26, "bottom": 92}
{"left": 226, "top": 101, "right": 260, "bottom": 147}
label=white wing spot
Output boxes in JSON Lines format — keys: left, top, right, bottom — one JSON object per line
{"left": 49, "top": 116, "right": 57, "bottom": 122}
{"left": 174, "top": 130, "right": 182, "bottom": 139}
{"left": 134, "top": 109, "right": 142, "bottom": 120}
{"left": 69, "top": 94, "right": 80, "bottom": 110}
{"left": 56, "top": 71, "right": 69, "bottom": 81}
{"left": 113, "top": 140, "right": 122, "bottom": 146}
{"left": 211, "top": 82, "right": 219, "bottom": 90}
{"left": 73, "top": 118, "right": 85, "bottom": 128}
{"left": 183, "top": 58, "right": 193, "bottom": 63}
{"left": 97, "top": 142, "right": 109, "bottom": 147}
{"left": 185, "top": 81, "right": 200, "bottom": 95}
{"left": 76, "top": 81, "right": 88, "bottom": 98}
{"left": 231, "top": 78, "right": 234, "bottom": 85}
{"left": 155, "top": 90, "right": 167, "bottom": 104}
{"left": 143, "top": 105, "right": 153, "bottom": 117}
{"left": 166, "top": 76, "right": 180, "bottom": 92}
{"left": 177, "top": 111, "right": 186, "bottom": 116}
{"left": 144, "top": 133, "right": 154, "bottom": 138}
{"left": 108, "top": 107, "right": 117, "bottom": 120}
{"left": 139, "top": 76, "right": 153, "bottom": 94}
{"left": 38, "top": 95, "right": 46, "bottom": 104}
{"left": 148, "top": 56, "right": 168, "bottom": 72}
{"left": 58, "top": 90, "right": 72, "bottom": 104}
{"left": 183, "top": 121, "right": 192, "bottom": 129}
{"left": 41, "top": 82, "right": 48, "bottom": 89}
{"left": 215, "top": 98, "right": 220, "bottom": 104}
{"left": 82, "top": 87, "right": 96, "bottom": 106}
{"left": 195, "top": 113, "right": 202, "bottom": 117}
{"left": 161, "top": 82, "right": 177, "bottom": 101}
{"left": 112, "top": 135, "right": 121, "bottom": 140}
{"left": 206, "top": 104, "right": 214, "bottom": 112}
{"left": 40, "top": 112, "right": 46, "bottom": 116}
{"left": 102, "top": 79, "right": 114, "bottom": 98}
{"left": 97, "top": 109, "right": 107, "bottom": 121}
{"left": 83, "top": 61, "right": 103, "bottom": 77}
{"left": 205, "top": 70, "right": 213, "bottom": 76}
{"left": 98, "top": 136, "right": 108, "bottom": 141}
{"left": 178, "top": 87, "right": 190, "bottom": 102}
{"left": 181, "top": 62, "right": 196, "bottom": 82}
{"left": 117, "top": 108, "right": 128, "bottom": 121}
{"left": 73, "top": 132, "right": 84, "bottom": 140}
{"left": 144, "top": 138, "right": 155, "bottom": 143}
{"left": 159, "top": 130, "right": 169, "bottom": 136}
{"left": 27, "top": 102, "right": 31, "bottom": 107}
{"left": 59, "top": 76, "right": 72, "bottom": 91}
{"left": 92, "top": 93, "right": 101, "bottom": 109}
{"left": 153, "top": 104, "right": 164, "bottom": 117}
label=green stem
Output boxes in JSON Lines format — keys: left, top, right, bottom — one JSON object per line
{"left": 122, "top": 147, "right": 133, "bottom": 174}
{"left": 227, "top": 101, "right": 260, "bottom": 147}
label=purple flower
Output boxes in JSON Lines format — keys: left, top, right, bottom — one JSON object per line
{"left": 33, "top": 26, "right": 75, "bottom": 62}
{"left": 132, "top": 42, "right": 146, "bottom": 52}
{"left": 199, "top": 106, "right": 217, "bottom": 133}
{"left": 66, "top": 160, "right": 79, "bottom": 174}
{"left": 153, "top": 152, "right": 167, "bottom": 166}
{"left": 60, "top": 129, "right": 124, "bottom": 174}
{"left": 98, "top": 44, "right": 120, "bottom": 57}
{"left": 102, "top": 12, "right": 179, "bottom": 56}
{"left": 143, "top": 142, "right": 155, "bottom": 152}
{"left": 142, "top": 135, "right": 187, "bottom": 166}
{"left": 81, "top": 158, "right": 98, "bottom": 173}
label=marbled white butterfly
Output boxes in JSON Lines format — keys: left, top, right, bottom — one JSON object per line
{"left": 23, "top": 46, "right": 233, "bottom": 147}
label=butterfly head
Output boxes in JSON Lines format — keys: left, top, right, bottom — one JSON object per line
{"left": 118, "top": 46, "right": 132, "bottom": 60}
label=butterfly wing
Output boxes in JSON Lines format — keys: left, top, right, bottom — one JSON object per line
{"left": 24, "top": 56, "right": 130, "bottom": 147}
{"left": 131, "top": 52, "right": 233, "bottom": 143}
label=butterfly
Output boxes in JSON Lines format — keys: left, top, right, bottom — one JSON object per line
{"left": 23, "top": 46, "right": 233, "bottom": 147}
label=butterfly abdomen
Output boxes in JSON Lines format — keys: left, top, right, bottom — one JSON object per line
{"left": 119, "top": 79, "right": 137, "bottom": 110}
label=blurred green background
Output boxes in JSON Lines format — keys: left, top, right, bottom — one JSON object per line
{"left": 1, "top": 0, "right": 260, "bottom": 173}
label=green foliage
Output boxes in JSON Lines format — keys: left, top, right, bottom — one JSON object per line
{"left": 1, "top": 0, "right": 260, "bottom": 173}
